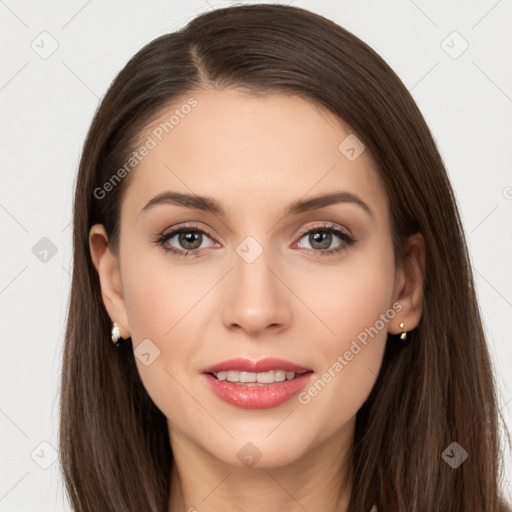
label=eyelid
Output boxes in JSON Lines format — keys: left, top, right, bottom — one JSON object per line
{"left": 294, "top": 220, "right": 353, "bottom": 239}
{"left": 292, "top": 221, "right": 356, "bottom": 256}
{"left": 154, "top": 222, "right": 219, "bottom": 258}
{"left": 159, "top": 221, "right": 216, "bottom": 239}
{"left": 158, "top": 220, "right": 352, "bottom": 241}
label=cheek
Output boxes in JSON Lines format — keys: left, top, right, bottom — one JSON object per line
{"left": 305, "top": 244, "right": 396, "bottom": 346}
{"left": 315, "top": 273, "right": 392, "bottom": 382}
{"left": 332, "top": 269, "right": 394, "bottom": 341}
{"left": 119, "top": 246, "right": 216, "bottom": 408}
{"left": 294, "top": 243, "right": 395, "bottom": 419}
{"left": 120, "top": 243, "right": 210, "bottom": 342}
{"left": 119, "top": 255, "right": 197, "bottom": 421}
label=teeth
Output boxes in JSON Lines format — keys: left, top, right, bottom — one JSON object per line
{"left": 240, "top": 371, "right": 257, "bottom": 383}
{"left": 272, "top": 370, "right": 286, "bottom": 382}
{"left": 214, "top": 370, "right": 299, "bottom": 383}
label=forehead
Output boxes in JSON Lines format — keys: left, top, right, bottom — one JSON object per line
{"left": 121, "top": 88, "right": 388, "bottom": 223}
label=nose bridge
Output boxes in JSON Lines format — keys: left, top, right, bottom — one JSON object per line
{"left": 236, "top": 237, "right": 272, "bottom": 289}
{"left": 223, "top": 233, "right": 290, "bottom": 333}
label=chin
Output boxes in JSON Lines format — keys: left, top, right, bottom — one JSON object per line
{"left": 206, "top": 431, "right": 314, "bottom": 470}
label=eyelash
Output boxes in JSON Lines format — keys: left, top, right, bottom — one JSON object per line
{"left": 153, "top": 222, "right": 356, "bottom": 259}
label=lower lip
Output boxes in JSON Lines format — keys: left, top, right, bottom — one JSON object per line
{"left": 203, "top": 372, "right": 313, "bottom": 409}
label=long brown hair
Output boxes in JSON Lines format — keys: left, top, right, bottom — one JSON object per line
{"left": 59, "top": 4, "right": 511, "bottom": 511}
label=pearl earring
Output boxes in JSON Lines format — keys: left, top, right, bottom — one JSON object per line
{"left": 399, "top": 321, "right": 407, "bottom": 341}
{"left": 111, "top": 322, "right": 122, "bottom": 346}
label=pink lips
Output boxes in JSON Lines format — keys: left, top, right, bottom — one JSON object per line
{"left": 202, "top": 357, "right": 312, "bottom": 374}
{"left": 202, "top": 357, "right": 313, "bottom": 409}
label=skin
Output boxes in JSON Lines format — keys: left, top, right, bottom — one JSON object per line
{"left": 89, "top": 88, "right": 425, "bottom": 512}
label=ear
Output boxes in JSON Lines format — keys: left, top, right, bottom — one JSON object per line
{"left": 389, "top": 232, "right": 426, "bottom": 335}
{"left": 89, "top": 224, "right": 130, "bottom": 339}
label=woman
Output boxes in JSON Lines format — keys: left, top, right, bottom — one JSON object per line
{"left": 59, "top": 3, "right": 511, "bottom": 511}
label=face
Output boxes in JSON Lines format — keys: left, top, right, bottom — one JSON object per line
{"left": 96, "top": 88, "right": 407, "bottom": 469}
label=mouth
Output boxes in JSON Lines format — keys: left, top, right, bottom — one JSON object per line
{"left": 203, "top": 370, "right": 314, "bottom": 409}
{"left": 202, "top": 357, "right": 313, "bottom": 409}
{"left": 206, "top": 369, "right": 312, "bottom": 385}
{"left": 201, "top": 358, "right": 314, "bottom": 409}
{"left": 202, "top": 356, "right": 312, "bottom": 376}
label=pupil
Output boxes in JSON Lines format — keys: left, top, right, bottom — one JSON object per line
{"left": 311, "top": 231, "right": 331, "bottom": 250}
{"left": 180, "top": 231, "right": 201, "bottom": 249}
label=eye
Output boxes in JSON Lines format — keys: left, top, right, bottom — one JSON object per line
{"left": 294, "top": 222, "right": 356, "bottom": 257}
{"left": 154, "top": 224, "right": 217, "bottom": 258}
{"left": 154, "top": 222, "right": 356, "bottom": 258}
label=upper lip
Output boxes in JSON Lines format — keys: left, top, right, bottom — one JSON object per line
{"left": 202, "top": 357, "right": 312, "bottom": 374}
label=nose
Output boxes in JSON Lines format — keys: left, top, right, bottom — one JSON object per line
{"left": 222, "top": 241, "right": 292, "bottom": 336}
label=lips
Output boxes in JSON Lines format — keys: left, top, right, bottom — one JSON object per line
{"left": 202, "top": 357, "right": 312, "bottom": 374}
{"left": 202, "top": 357, "right": 314, "bottom": 409}
{"left": 203, "top": 371, "right": 313, "bottom": 409}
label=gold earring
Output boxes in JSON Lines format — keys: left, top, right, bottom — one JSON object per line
{"left": 399, "top": 321, "right": 407, "bottom": 341}
{"left": 111, "top": 322, "right": 121, "bottom": 346}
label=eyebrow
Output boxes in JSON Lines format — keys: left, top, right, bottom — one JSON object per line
{"left": 139, "top": 190, "right": 373, "bottom": 218}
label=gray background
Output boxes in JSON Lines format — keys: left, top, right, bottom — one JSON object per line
{"left": 1, "top": 0, "right": 511, "bottom": 509}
